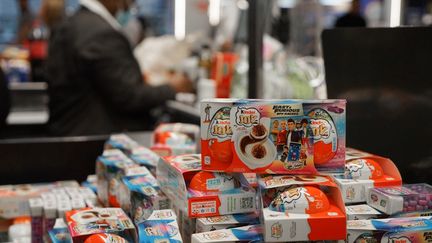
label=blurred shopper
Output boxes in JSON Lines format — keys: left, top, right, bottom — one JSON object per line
{"left": 335, "top": 0, "right": 367, "bottom": 27}
{"left": 0, "top": 67, "right": 10, "bottom": 130}
{"left": 40, "top": 0, "right": 65, "bottom": 31}
{"left": 46, "top": 0, "right": 191, "bottom": 136}
{"left": 16, "top": 0, "right": 34, "bottom": 43}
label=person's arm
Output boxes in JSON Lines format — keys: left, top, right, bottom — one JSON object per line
{"left": 79, "top": 29, "right": 176, "bottom": 114}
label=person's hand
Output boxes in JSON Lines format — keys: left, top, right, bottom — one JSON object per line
{"left": 168, "top": 72, "right": 194, "bottom": 93}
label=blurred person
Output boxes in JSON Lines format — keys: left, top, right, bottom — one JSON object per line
{"left": 16, "top": 0, "right": 34, "bottom": 43}
{"left": 46, "top": 0, "right": 191, "bottom": 136}
{"left": 335, "top": 0, "right": 367, "bottom": 27}
{"left": 40, "top": 0, "right": 65, "bottom": 31}
{"left": 0, "top": 67, "right": 10, "bottom": 130}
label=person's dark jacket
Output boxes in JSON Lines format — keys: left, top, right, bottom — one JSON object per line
{"left": 46, "top": 7, "right": 175, "bottom": 136}
{"left": 0, "top": 67, "right": 10, "bottom": 128}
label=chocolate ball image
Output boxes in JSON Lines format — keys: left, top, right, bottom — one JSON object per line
{"left": 252, "top": 144, "right": 266, "bottom": 159}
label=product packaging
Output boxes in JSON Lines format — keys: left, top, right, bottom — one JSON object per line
{"left": 104, "top": 134, "right": 140, "bottom": 153}
{"left": 302, "top": 99, "right": 346, "bottom": 173}
{"left": 201, "top": 99, "right": 316, "bottom": 174}
{"left": 157, "top": 154, "right": 257, "bottom": 218}
{"left": 43, "top": 197, "right": 58, "bottom": 238}
{"left": 367, "top": 183, "right": 432, "bottom": 215}
{"left": 29, "top": 198, "right": 44, "bottom": 243}
{"left": 331, "top": 148, "right": 402, "bottom": 204}
{"left": 243, "top": 173, "right": 258, "bottom": 188}
{"left": 195, "top": 212, "right": 260, "bottom": 233}
{"left": 137, "top": 209, "right": 182, "bottom": 243}
{"left": 48, "top": 218, "right": 72, "bottom": 243}
{"left": 121, "top": 170, "right": 171, "bottom": 224}
{"left": 65, "top": 208, "right": 137, "bottom": 242}
{"left": 0, "top": 181, "right": 78, "bottom": 219}
{"left": 173, "top": 203, "right": 196, "bottom": 243}
{"left": 95, "top": 149, "right": 138, "bottom": 207}
{"left": 347, "top": 216, "right": 432, "bottom": 243}
{"left": 259, "top": 174, "right": 346, "bottom": 242}
{"left": 346, "top": 204, "right": 383, "bottom": 220}
{"left": 129, "top": 147, "right": 160, "bottom": 175}
{"left": 152, "top": 123, "right": 200, "bottom": 156}
{"left": 191, "top": 224, "right": 263, "bottom": 243}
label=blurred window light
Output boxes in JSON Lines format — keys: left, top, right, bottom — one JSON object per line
{"left": 390, "top": 0, "right": 402, "bottom": 27}
{"left": 175, "top": 0, "right": 186, "bottom": 40}
{"left": 237, "top": 0, "right": 249, "bottom": 10}
{"left": 209, "top": 0, "right": 221, "bottom": 26}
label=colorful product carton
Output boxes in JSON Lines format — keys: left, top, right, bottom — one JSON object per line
{"left": 152, "top": 123, "right": 200, "bottom": 156}
{"left": 65, "top": 208, "right": 137, "bottom": 242}
{"left": 258, "top": 174, "right": 346, "bottom": 242}
{"left": 48, "top": 218, "right": 72, "bottom": 243}
{"left": 331, "top": 148, "right": 402, "bottom": 204}
{"left": 347, "top": 216, "right": 432, "bottom": 243}
{"left": 367, "top": 183, "right": 432, "bottom": 215}
{"left": 29, "top": 198, "right": 44, "bottom": 243}
{"left": 95, "top": 149, "right": 138, "bottom": 207}
{"left": 195, "top": 212, "right": 260, "bottom": 233}
{"left": 172, "top": 203, "right": 196, "bottom": 243}
{"left": 346, "top": 204, "right": 383, "bottom": 220}
{"left": 201, "top": 99, "right": 315, "bottom": 174}
{"left": 0, "top": 180, "right": 78, "bottom": 219}
{"left": 137, "top": 209, "right": 182, "bottom": 243}
{"left": 302, "top": 99, "right": 346, "bottom": 173}
{"left": 191, "top": 224, "right": 263, "bottom": 243}
{"left": 129, "top": 147, "right": 160, "bottom": 175}
{"left": 104, "top": 134, "right": 140, "bottom": 153}
{"left": 157, "top": 154, "right": 257, "bottom": 218}
{"left": 121, "top": 171, "right": 171, "bottom": 224}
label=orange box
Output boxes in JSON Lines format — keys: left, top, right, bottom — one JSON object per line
{"left": 331, "top": 148, "right": 402, "bottom": 204}
{"left": 259, "top": 175, "right": 346, "bottom": 242}
{"left": 156, "top": 154, "right": 257, "bottom": 218}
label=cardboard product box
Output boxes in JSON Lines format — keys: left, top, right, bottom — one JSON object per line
{"left": 367, "top": 183, "right": 432, "bottom": 215}
{"left": 0, "top": 180, "right": 78, "bottom": 219}
{"left": 65, "top": 207, "right": 137, "bottom": 242}
{"left": 172, "top": 203, "right": 196, "bottom": 243}
{"left": 157, "top": 154, "right": 257, "bottom": 218}
{"left": 331, "top": 148, "right": 402, "bottom": 204}
{"left": 104, "top": 134, "right": 140, "bottom": 153}
{"left": 121, "top": 171, "right": 171, "bottom": 224}
{"left": 200, "top": 99, "right": 316, "bottom": 174}
{"left": 191, "top": 224, "right": 263, "bottom": 243}
{"left": 243, "top": 173, "right": 258, "bottom": 188}
{"left": 95, "top": 149, "right": 138, "bottom": 207}
{"left": 137, "top": 209, "right": 182, "bottom": 243}
{"left": 29, "top": 198, "right": 44, "bottom": 243}
{"left": 347, "top": 216, "right": 432, "bottom": 243}
{"left": 129, "top": 146, "right": 160, "bottom": 175}
{"left": 195, "top": 212, "right": 260, "bottom": 233}
{"left": 259, "top": 174, "right": 346, "bottom": 242}
{"left": 393, "top": 210, "right": 432, "bottom": 218}
{"left": 346, "top": 204, "right": 383, "bottom": 220}
{"left": 302, "top": 99, "right": 346, "bottom": 173}
{"left": 151, "top": 123, "right": 200, "bottom": 156}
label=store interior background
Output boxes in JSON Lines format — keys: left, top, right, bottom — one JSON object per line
{"left": 0, "top": 0, "right": 431, "bottom": 184}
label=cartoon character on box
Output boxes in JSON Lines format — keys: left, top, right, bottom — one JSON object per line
{"left": 308, "top": 108, "right": 339, "bottom": 165}
{"left": 344, "top": 159, "right": 384, "bottom": 180}
{"left": 70, "top": 210, "right": 124, "bottom": 232}
{"left": 269, "top": 186, "right": 330, "bottom": 214}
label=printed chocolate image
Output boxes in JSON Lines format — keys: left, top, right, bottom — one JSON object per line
{"left": 252, "top": 144, "right": 266, "bottom": 159}
{"left": 234, "top": 119, "right": 277, "bottom": 170}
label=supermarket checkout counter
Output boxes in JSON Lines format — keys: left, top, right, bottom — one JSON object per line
{"left": 0, "top": 131, "right": 152, "bottom": 185}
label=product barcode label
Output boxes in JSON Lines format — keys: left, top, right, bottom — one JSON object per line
{"left": 191, "top": 201, "right": 217, "bottom": 215}
{"left": 241, "top": 197, "right": 254, "bottom": 209}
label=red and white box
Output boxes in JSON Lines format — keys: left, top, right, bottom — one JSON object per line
{"left": 259, "top": 174, "right": 346, "bottom": 242}
{"left": 157, "top": 154, "right": 257, "bottom": 218}
{"left": 331, "top": 148, "right": 402, "bottom": 204}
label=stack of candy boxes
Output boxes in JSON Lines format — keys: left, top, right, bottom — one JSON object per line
{"left": 197, "top": 99, "right": 350, "bottom": 242}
